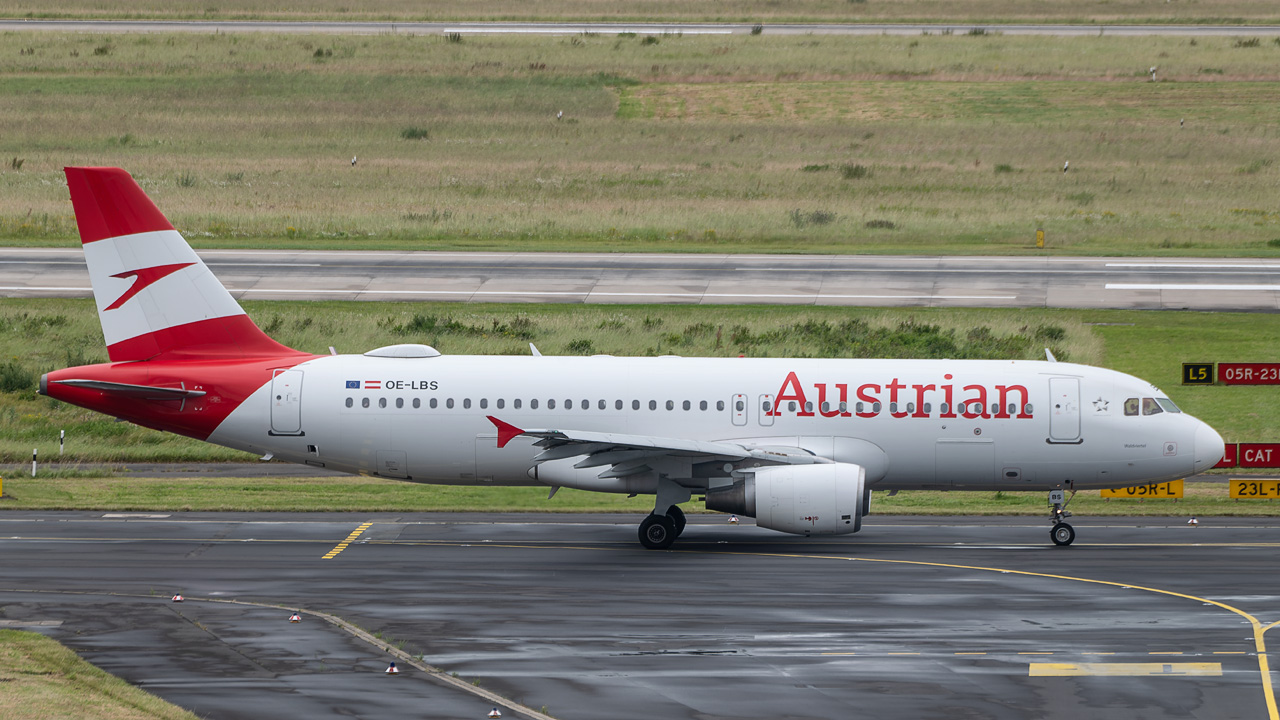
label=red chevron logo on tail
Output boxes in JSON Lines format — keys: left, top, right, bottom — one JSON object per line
{"left": 105, "top": 262, "right": 196, "bottom": 310}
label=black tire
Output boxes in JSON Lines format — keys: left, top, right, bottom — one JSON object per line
{"left": 666, "top": 505, "right": 687, "bottom": 537}
{"left": 1051, "top": 522, "right": 1076, "bottom": 546}
{"left": 639, "top": 514, "right": 677, "bottom": 550}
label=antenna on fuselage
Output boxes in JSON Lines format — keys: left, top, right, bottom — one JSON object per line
{"left": 1045, "top": 348, "right": 1058, "bottom": 362}
{"left": 530, "top": 343, "right": 543, "bottom": 357}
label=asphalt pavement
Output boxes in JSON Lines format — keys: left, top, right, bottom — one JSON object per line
{"left": 1, "top": 511, "right": 1277, "bottom": 719}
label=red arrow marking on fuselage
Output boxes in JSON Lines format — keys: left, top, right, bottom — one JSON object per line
{"left": 487, "top": 416, "right": 525, "bottom": 449}
{"left": 105, "top": 262, "right": 196, "bottom": 310}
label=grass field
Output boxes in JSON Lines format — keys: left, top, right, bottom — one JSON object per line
{"left": 0, "top": 629, "right": 198, "bottom": 720}
{"left": 1, "top": 298, "right": 1276, "bottom": 463}
{"left": 3, "top": 32, "right": 1280, "bottom": 254}
{"left": 1, "top": 476, "right": 1275, "bottom": 516}
{"left": 3, "top": 0, "right": 1280, "bottom": 24}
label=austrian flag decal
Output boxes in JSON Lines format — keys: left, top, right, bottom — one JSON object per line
{"left": 364, "top": 380, "right": 381, "bottom": 389}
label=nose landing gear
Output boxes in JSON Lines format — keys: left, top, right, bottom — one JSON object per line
{"left": 1049, "top": 488, "right": 1077, "bottom": 546}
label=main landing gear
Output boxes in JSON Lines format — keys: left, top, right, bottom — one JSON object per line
{"left": 1049, "top": 488, "right": 1076, "bottom": 546}
{"left": 638, "top": 506, "right": 686, "bottom": 550}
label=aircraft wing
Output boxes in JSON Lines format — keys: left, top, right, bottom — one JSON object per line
{"left": 486, "top": 415, "right": 828, "bottom": 478}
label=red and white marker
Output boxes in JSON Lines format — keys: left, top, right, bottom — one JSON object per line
{"left": 488, "top": 709, "right": 502, "bottom": 719}
{"left": 385, "top": 662, "right": 399, "bottom": 675}
{"left": 171, "top": 594, "right": 184, "bottom": 602}
{"left": 289, "top": 612, "right": 301, "bottom": 623}
{"left": 728, "top": 514, "right": 740, "bottom": 525}
{"left": 1188, "top": 517, "right": 1199, "bottom": 526}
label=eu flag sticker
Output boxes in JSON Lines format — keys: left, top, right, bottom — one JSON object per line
{"left": 345, "top": 380, "right": 360, "bottom": 389}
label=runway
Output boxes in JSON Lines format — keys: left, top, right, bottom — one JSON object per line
{"left": 4, "top": 20, "right": 1280, "bottom": 37}
{"left": 1, "top": 511, "right": 1277, "bottom": 719}
{"left": 3, "top": 248, "right": 1280, "bottom": 310}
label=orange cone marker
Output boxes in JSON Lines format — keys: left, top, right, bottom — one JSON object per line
{"left": 290, "top": 612, "right": 301, "bottom": 623}
{"left": 172, "top": 594, "right": 184, "bottom": 602}
{"left": 385, "top": 662, "right": 399, "bottom": 675}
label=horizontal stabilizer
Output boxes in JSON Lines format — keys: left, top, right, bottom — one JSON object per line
{"left": 50, "top": 378, "right": 206, "bottom": 401}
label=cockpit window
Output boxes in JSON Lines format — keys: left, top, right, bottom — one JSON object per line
{"left": 1142, "top": 397, "right": 1163, "bottom": 415}
{"left": 1155, "top": 397, "right": 1181, "bottom": 413}
{"left": 1123, "top": 398, "right": 1139, "bottom": 416}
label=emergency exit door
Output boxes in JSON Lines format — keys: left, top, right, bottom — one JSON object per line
{"left": 270, "top": 369, "right": 304, "bottom": 435}
{"left": 1048, "top": 377, "right": 1080, "bottom": 442}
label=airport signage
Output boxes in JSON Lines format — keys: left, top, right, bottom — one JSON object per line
{"left": 1214, "top": 443, "right": 1238, "bottom": 468}
{"left": 1230, "top": 479, "right": 1280, "bottom": 499}
{"left": 1238, "top": 443, "right": 1280, "bottom": 468}
{"left": 1101, "top": 480, "right": 1183, "bottom": 499}
{"left": 1182, "top": 363, "right": 1214, "bottom": 385}
{"left": 1218, "top": 363, "right": 1280, "bottom": 385}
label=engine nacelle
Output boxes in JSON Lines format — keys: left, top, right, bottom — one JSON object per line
{"left": 705, "top": 463, "right": 866, "bottom": 535}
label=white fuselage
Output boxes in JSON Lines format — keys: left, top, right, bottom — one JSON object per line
{"left": 209, "top": 354, "right": 1217, "bottom": 493}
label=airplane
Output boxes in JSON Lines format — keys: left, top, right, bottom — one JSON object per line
{"left": 40, "top": 167, "right": 1226, "bottom": 549}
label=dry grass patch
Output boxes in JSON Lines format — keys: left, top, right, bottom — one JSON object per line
{"left": 3, "top": 0, "right": 1280, "bottom": 23}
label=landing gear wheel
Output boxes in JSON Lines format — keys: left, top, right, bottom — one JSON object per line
{"left": 639, "top": 514, "right": 677, "bottom": 550}
{"left": 1051, "top": 522, "right": 1076, "bottom": 546}
{"left": 666, "top": 506, "right": 687, "bottom": 537}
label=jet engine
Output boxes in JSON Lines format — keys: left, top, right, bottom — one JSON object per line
{"left": 705, "top": 463, "right": 866, "bottom": 535}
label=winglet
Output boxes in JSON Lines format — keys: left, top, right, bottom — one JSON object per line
{"left": 487, "top": 416, "right": 525, "bottom": 448}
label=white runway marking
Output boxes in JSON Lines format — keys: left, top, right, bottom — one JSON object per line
{"left": 1105, "top": 283, "right": 1280, "bottom": 291}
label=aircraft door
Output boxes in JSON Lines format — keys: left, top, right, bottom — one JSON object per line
{"left": 1048, "top": 377, "right": 1081, "bottom": 442}
{"left": 758, "top": 394, "right": 775, "bottom": 427}
{"left": 731, "top": 394, "right": 747, "bottom": 426}
{"left": 269, "top": 369, "right": 304, "bottom": 435}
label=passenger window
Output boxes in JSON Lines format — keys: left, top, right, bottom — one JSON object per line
{"left": 788, "top": 402, "right": 797, "bottom": 412}
{"left": 991, "top": 403, "right": 998, "bottom": 415}
{"left": 379, "top": 398, "right": 387, "bottom": 408}
{"left": 1024, "top": 403, "right": 1033, "bottom": 415}
{"left": 463, "top": 398, "right": 471, "bottom": 409}
{"left": 583, "top": 399, "right": 590, "bottom": 410}
{"left": 345, "top": 397, "right": 353, "bottom": 408}
{"left": 616, "top": 400, "right": 623, "bottom": 410}
{"left": 873, "top": 402, "right": 881, "bottom": 413}
{"left": 838, "top": 401, "right": 847, "bottom": 413}
{"left": 413, "top": 398, "right": 421, "bottom": 409}
{"left": 700, "top": 400, "right": 708, "bottom": 411}
{"left": 1142, "top": 397, "right": 1163, "bottom": 415}
{"left": 599, "top": 399, "right": 606, "bottom": 410}
{"left": 734, "top": 400, "right": 744, "bottom": 411}
{"left": 940, "top": 402, "right": 949, "bottom": 414}
{"left": 1124, "top": 398, "right": 1139, "bottom": 416}
{"left": 496, "top": 399, "right": 504, "bottom": 409}
{"left": 889, "top": 402, "right": 898, "bottom": 413}
{"left": 549, "top": 399, "right": 557, "bottom": 409}
{"left": 531, "top": 399, "right": 539, "bottom": 409}
{"left": 649, "top": 400, "right": 657, "bottom": 411}
{"left": 923, "top": 403, "right": 931, "bottom": 414}
{"left": 682, "top": 400, "right": 691, "bottom": 410}
{"left": 362, "top": 398, "right": 370, "bottom": 408}
{"left": 396, "top": 398, "right": 404, "bottom": 409}
{"left": 446, "top": 398, "right": 454, "bottom": 409}
{"left": 763, "top": 400, "right": 772, "bottom": 412}
{"left": 718, "top": 400, "right": 725, "bottom": 411}
{"left": 633, "top": 400, "right": 640, "bottom": 410}
{"left": 666, "top": 400, "right": 674, "bottom": 411}
{"left": 430, "top": 398, "right": 438, "bottom": 409}
{"left": 805, "top": 402, "right": 813, "bottom": 413}
{"left": 856, "top": 402, "right": 864, "bottom": 413}
{"left": 1007, "top": 403, "right": 1015, "bottom": 415}
{"left": 480, "top": 399, "right": 488, "bottom": 409}
{"left": 906, "top": 402, "right": 915, "bottom": 414}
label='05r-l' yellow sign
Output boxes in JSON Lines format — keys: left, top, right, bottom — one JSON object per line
{"left": 1101, "top": 480, "right": 1184, "bottom": 499}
